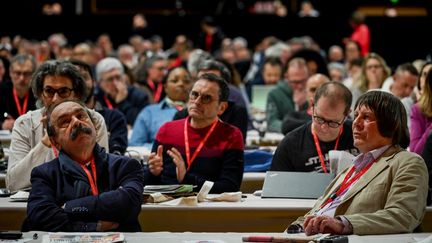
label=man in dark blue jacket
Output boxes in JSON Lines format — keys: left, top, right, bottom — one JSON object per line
{"left": 23, "top": 100, "right": 144, "bottom": 232}
{"left": 70, "top": 59, "right": 128, "bottom": 155}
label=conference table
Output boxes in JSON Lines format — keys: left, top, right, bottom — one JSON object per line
{"left": 0, "top": 172, "right": 264, "bottom": 196}
{"left": 2, "top": 195, "right": 432, "bottom": 233}
{"left": 240, "top": 172, "right": 265, "bottom": 193}
{"left": 12, "top": 231, "right": 432, "bottom": 243}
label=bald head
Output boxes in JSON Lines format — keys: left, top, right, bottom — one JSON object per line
{"left": 306, "top": 74, "right": 330, "bottom": 104}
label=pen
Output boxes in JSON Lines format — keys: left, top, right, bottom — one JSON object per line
{"left": 242, "top": 235, "right": 316, "bottom": 243}
{"left": 243, "top": 236, "right": 273, "bottom": 242}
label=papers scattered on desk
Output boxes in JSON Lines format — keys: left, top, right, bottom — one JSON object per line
{"left": 146, "top": 181, "right": 242, "bottom": 205}
{"left": 206, "top": 192, "right": 242, "bottom": 202}
{"left": 42, "top": 232, "right": 124, "bottom": 243}
{"left": 9, "top": 190, "right": 29, "bottom": 202}
{"left": 144, "top": 184, "right": 194, "bottom": 194}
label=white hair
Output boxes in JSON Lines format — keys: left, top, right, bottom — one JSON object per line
{"left": 95, "top": 57, "right": 124, "bottom": 81}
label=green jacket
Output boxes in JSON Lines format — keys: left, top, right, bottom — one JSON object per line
{"left": 266, "top": 80, "right": 307, "bottom": 133}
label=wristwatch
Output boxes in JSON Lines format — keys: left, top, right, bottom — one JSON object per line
{"left": 286, "top": 223, "right": 304, "bottom": 233}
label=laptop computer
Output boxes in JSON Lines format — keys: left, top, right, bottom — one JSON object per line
{"left": 261, "top": 171, "right": 334, "bottom": 199}
{"left": 251, "top": 85, "right": 276, "bottom": 111}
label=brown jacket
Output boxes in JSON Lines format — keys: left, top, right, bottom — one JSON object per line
{"left": 291, "top": 146, "right": 428, "bottom": 235}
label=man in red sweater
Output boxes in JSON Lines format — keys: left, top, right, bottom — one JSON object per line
{"left": 146, "top": 73, "right": 244, "bottom": 193}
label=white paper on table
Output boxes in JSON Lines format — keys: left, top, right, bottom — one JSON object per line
{"left": 415, "top": 234, "right": 432, "bottom": 243}
{"left": 197, "top": 180, "right": 214, "bottom": 202}
{"left": 206, "top": 192, "right": 242, "bottom": 202}
{"left": 9, "top": 190, "right": 29, "bottom": 202}
{"left": 159, "top": 196, "right": 198, "bottom": 206}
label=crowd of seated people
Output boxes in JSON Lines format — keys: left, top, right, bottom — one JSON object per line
{"left": 0, "top": 25, "right": 431, "bottom": 236}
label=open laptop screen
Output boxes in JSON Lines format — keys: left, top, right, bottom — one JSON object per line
{"left": 261, "top": 171, "right": 334, "bottom": 199}
{"left": 251, "top": 85, "right": 276, "bottom": 112}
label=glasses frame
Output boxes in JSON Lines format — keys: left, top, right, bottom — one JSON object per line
{"left": 42, "top": 87, "right": 74, "bottom": 99}
{"left": 11, "top": 70, "right": 33, "bottom": 78}
{"left": 312, "top": 112, "right": 345, "bottom": 129}
{"left": 189, "top": 90, "right": 217, "bottom": 104}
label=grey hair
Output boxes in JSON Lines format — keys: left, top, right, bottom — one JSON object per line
{"left": 95, "top": 57, "right": 124, "bottom": 81}
{"left": 31, "top": 60, "right": 87, "bottom": 108}
{"left": 233, "top": 37, "right": 248, "bottom": 48}
{"left": 328, "top": 62, "right": 348, "bottom": 80}
{"left": 187, "top": 49, "right": 212, "bottom": 78}
{"left": 265, "top": 42, "right": 290, "bottom": 58}
{"left": 10, "top": 54, "right": 37, "bottom": 72}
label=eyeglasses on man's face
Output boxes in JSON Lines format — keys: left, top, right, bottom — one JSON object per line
{"left": 313, "top": 114, "right": 345, "bottom": 128}
{"left": 42, "top": 87, "right": 74, "bottom": 98}
{"left": 189, "top": 91, "right": 217, "bottom": 104}
{"left": 11, "top": 71, "right": 33, "bottom": 78}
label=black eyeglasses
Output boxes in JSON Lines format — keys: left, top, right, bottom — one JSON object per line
{"left": 189, "top": 91, "right": 216, "bottom": 104}
{"left": 313, "top": 114, "right": 345, "bottom": 128}
{"left": 11, "top": 71, "right": 33, "bottom": 78}
{"left": 43, "top": 87, "right": 74, "bottom": 98}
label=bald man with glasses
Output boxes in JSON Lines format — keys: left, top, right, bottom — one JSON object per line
{"left": 146, "top": 73, "right": 244, "bottom": 193}
{"left": 6, "top": 60, "right": 109, "bottom": 192}
{"left": 271, "top": 82, "right": 359, "bottom": 173}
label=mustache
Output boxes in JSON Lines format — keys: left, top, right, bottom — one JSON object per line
{"left": 70, "top": 124, "right": 92, "bottom": 141}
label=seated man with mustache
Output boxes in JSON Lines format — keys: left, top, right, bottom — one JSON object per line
{"left": 23, "top": 100, "right": 144, "bottom": 232}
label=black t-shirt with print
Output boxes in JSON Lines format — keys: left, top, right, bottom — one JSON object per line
{"left": 270, "top": 120, "right": 359, "bottom": 172}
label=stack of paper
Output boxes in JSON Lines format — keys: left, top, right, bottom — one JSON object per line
{"left": 143, "top": 184, "right": 194, "bottom": 194}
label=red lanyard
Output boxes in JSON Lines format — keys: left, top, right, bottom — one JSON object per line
{"left": 320, "top": 160, "right": 375, "bottom": 209}
{"left": 205, "top": 34, "right": 213, "bottom": 52}
{"left": 312, "top": 126, "right": 344, "bottom": 173}
{"left": 12, "top": 88, "right": 29, "bottom": 116}
{"left": 148, "top": 79, "right": 163, "bottom": 103}
{"left": 103, "top": 95, "right": 114, "bottom": 109}
{"left": 79, "top": 157, "right": 99, "bottom": 196}
{"left": 154, "top": 83, "right": 163, "bottom": 103}
{"left": 184, "top": 118, "right": 218, "bottom": 171}
{"left": 52, "top": 146, "right": 98, "bottom": 195}
{"left": 52, "top": 145, "right": 59, "bottom": 158}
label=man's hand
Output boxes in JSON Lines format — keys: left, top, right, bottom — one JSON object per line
{"left": 303, "top": 215, "right": 344, "bottom": 236}
{"left": 40, "top": 115, "right": 52, "bottom": 148}
{"left": 1, "top": 117, "right": 15, "bottom": 131}
{"left": 96, "top": 221, "right": 119, "bottom": 231}
{"left": 148, "top": 145, "right": 164, "bottom": 176}
{"left": 167, "top": 147, "right": 186, "bottom": 182}
{"left": 114, "top": 79, "right": 128, "bottom": 103}
{"left": 293, "top": 89, "right": 307, "bottom": 111}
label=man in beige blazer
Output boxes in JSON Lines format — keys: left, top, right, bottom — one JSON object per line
{"left": 288, "top": 90, "right": 428, "bottom": 235}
